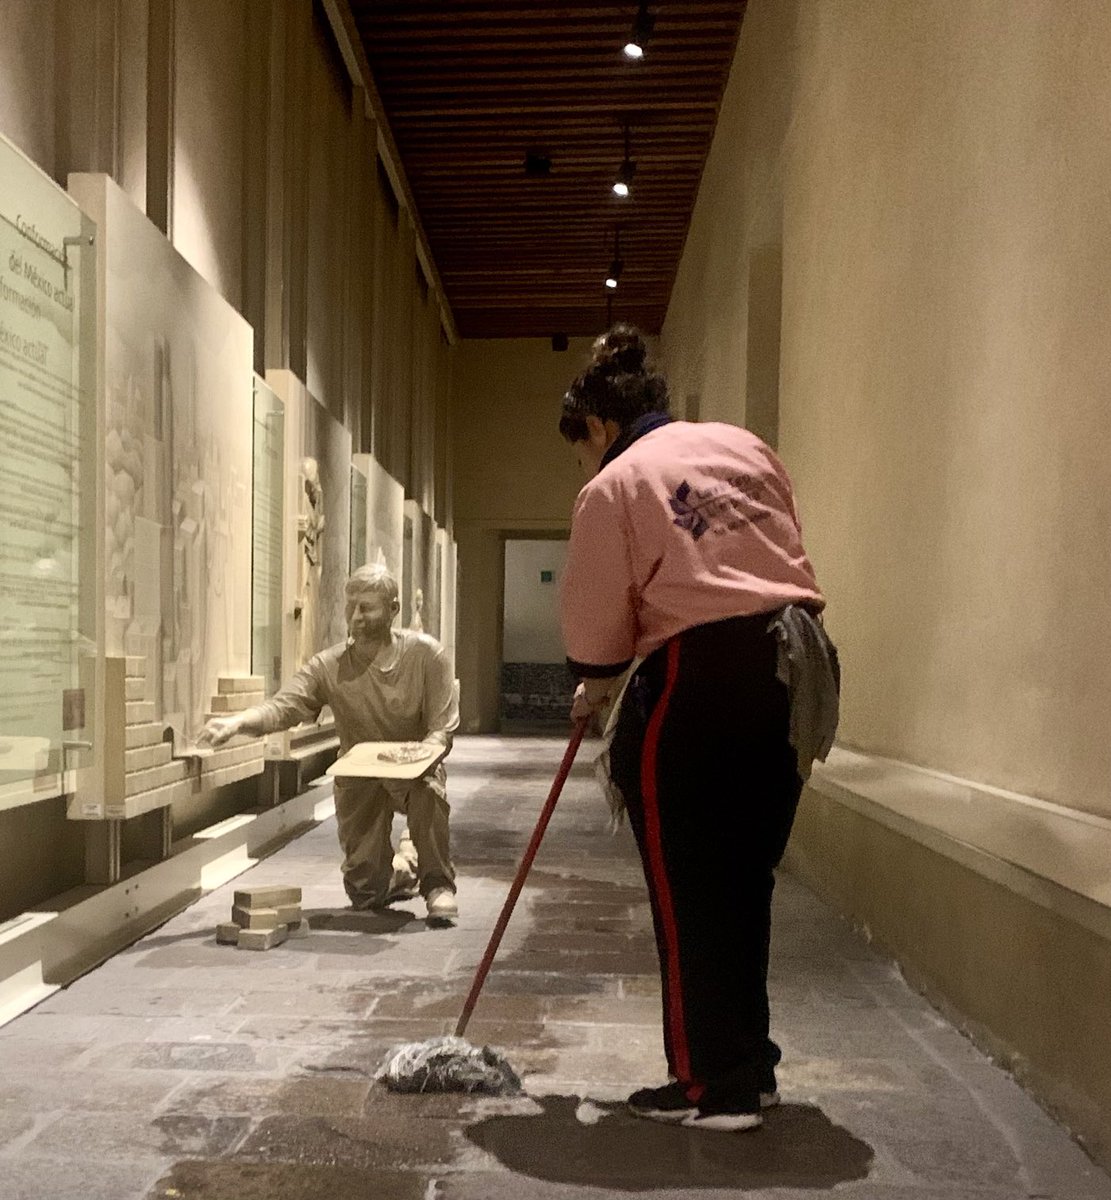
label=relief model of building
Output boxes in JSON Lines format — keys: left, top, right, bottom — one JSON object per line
{"left": 295, "top": 456, "right": 325, "bottom": 671}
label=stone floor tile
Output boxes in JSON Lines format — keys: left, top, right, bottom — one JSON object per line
{"left": 0, "top": 1157, "right": 161, "bottom": 1200}
{"left": 0, "top": 735, "right": 1107, "bottom": 1200}
{"left": 21, "top": 1112, "right": 250, "bottom": 1163}
{"left": 1, "top": 1070, "right": 186, "bottom": 1114}
{"left": 146, "top": 1160, "right": 427, "bottom": 1200}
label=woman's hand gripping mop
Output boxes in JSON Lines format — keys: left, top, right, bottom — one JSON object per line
{"left": 378, "top": 719, "right": 589, "bottom": 1095}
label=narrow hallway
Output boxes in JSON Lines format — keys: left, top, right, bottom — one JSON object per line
{"left": 0, "top": 738, "right": 1106, "bottom": 1200}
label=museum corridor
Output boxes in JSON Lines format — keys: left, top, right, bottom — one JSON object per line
{"left": 4, "top": 0, "right": 1111, "bottom": 1195}
{"left": 0, "top": 737, "right": 1107, "bottom": 1200}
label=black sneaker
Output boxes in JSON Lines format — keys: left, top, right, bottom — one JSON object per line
{"left": 627, "top": 1082, "right": 699, "bottom": 1123}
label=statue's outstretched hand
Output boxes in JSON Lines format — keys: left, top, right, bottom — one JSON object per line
{"left": 198, "top": 716, "right": 240, "bottom": 748}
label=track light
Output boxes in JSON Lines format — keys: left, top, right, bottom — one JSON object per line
{"left": 613, "top": 126, "right": 637, "bottom": 197}
{"left": 623, "top": 3, "right": 654, "bottom": 59}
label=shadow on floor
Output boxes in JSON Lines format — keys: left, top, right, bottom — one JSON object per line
{"left": 304, "top": 907, "right": 420, "bottom": 935}
{"left": 465, "top": 1094, "right": 874, "bottom": 1191}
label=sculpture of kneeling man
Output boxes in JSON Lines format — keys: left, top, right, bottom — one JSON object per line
{"left": 199, "top": 563, "right": 460, "bottom": 923}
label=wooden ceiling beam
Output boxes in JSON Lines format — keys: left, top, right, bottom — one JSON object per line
{"left": 350, "top": 0, "right": 745, "bottom": 337}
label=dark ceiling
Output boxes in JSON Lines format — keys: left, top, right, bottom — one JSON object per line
{"left": 351, "top": 1, "right": 747, "bottom": 338}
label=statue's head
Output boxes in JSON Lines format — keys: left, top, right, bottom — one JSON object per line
{"left": 344, "top": 563, "right": 400, "bottom": 634}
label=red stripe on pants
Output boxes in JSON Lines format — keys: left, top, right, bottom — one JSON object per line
{"left": 639, "top": 639, "right": 697, "bottom": 1090}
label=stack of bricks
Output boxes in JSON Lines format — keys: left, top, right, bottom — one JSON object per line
{"left": 114, "top": 656, "right": 191, "bottom": 819}
{"left": 200, "top": 675, "right": 267, "bottom": 791}
{"left": 207, "top": 675, "right": 266, "bottom": 718}
{"left": 216, "top": 885, "right": 309, "bottom": 950}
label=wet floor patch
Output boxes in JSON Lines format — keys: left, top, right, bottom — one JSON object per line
{"left": 147, "top": 1159, "right": 428, "bottom": 1200}
{"left": 464, "top": 1093, "right": 874, "bottom": 1190}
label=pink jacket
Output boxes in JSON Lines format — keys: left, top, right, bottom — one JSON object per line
{"left": 560, "top": 419, "right": 824, "bottom": 675}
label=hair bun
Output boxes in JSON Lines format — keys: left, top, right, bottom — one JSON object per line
{"left": 592, "top": 323, "right": 648, "bottom": 374}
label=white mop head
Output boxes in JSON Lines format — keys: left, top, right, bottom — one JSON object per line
{"left": 378, "top": 1034, "right": 522, "bottom": 1095}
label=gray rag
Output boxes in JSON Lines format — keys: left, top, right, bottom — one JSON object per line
{"left": 767, "top": 604, "right": 841, "bottom": 781}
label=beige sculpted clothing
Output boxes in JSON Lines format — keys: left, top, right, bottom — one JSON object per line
{"left": 252, "top": 630, "right": 460, "bottom": 907}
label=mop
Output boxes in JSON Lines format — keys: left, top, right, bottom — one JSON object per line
{"left": 379, "top": 719, "right": 588, "bottom": 1094}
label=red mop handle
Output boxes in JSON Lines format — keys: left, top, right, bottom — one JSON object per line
{"left": 454, "top": 719, "right": 589, "bottom": 1038}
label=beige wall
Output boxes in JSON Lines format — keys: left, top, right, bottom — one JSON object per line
{"left": 172, "top": 0, "right": 246, "bottom": 310}
{"left": 453, "top": 338, "right": 590, "bottom": 730}
{"left": 664, "top": 0, "right": 1111, "bottom": 821}
{"left": 664, "top": 0, "right": 1111, "bottom": 1160}
{"left": 0, "top": 1, "right": 56, "bottom": 170}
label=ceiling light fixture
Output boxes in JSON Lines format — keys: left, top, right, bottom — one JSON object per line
{"left": 623, "top": 2, "right": 654, "bottom": 59}
{"left": 613, "top": 124, "right": 636, "bottom": 197}
{"left": 605, "top": 229, "right": 624, "bottom": 289}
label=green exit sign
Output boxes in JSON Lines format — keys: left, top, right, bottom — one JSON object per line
{"left": 540, "top": 570, "right": 554, "bottom": 583}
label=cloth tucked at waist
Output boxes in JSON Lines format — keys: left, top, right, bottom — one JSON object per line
{"left": 766, "top": 604, "right": 840, "bottom": 781}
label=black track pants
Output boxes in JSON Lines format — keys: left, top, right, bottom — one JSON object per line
{"left": 609, "top": 612, "right": 803, "bottom": 1108}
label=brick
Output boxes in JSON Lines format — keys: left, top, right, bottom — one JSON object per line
{"left": 125, "top": 722, "right": 165, "bottom": 749}
{"left": 208, "top": 692, "right": 265, "bottom": 715}
{"left": 124, "top": 656, "right": 146, "bottom": 677}
{"left": 231, "top": 905, "right": 282, "bottom": 930}
{"left": 218, "top": 676, "right": 265, "bottom": 694}
{"left": 124, "top": 677, "right": 146, "bottom": 701}
{"left": 275, "top": 903, "right": 302, "bottom": 926}
{"left": 125, "top": 761, "right": 187, "bottom": 796}
{"left": 125, "top": 742, "right": 173, "bottom": 772}
{"left": 103, "top": 778, "right": 191, "bottom": 820}
{"left": 216, "top": 922, "right": 240, "bottom": 945}
{"left": 237, "top": 925, "right": 289, "bottom": 951}
{"left": 125, "top": 700, "right": 157, "bottom": 725}
{"left": 234, "top": 885, "right": 301, "bottom": 909}
{"left": 284, "top": 919, "right": 310, "bottom": 939}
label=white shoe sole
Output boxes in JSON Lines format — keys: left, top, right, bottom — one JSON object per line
{"left": 629, "top": 1105, "right": 697, "bottom": 1123}
{"left": 682, "top": 1111, "right": 763, "bottom": 1132}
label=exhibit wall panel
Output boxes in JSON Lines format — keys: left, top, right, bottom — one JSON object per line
{"left": 353, "top": 452, "right": 405, "bottom": 585}
{"left": 251, "top": 376, "right": 284, "bottom": 698}
{"left": 267, "top": 368, "right": 352, "bottom": 674}
{"left": 349, "top": 462, "right": 368, "bottom": 570}
{"left": 0, "top": 134, "right": 99, "bottom": 810}
{"left": 69, "top": 172, "right": 254, "bottom": 750}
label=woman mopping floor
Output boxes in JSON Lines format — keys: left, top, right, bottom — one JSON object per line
{"left": 554, "top": 326, "right": 839, "bottom": 1132}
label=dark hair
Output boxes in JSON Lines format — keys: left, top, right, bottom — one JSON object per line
{"left": 558, "top": 324, "right": 670, "bottom": 442}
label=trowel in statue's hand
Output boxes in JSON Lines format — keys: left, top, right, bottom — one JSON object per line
{"left": 163, "top": 725, "right": 215, "bottom": 761}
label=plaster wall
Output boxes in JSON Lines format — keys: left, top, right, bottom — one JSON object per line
{"left": 663, "top": 0, "right": 1111, "bottom": 818}
{"left": 452, "top": 338, "right": 591, "bottom": 730}
{"left": 172, "top": 0, "right": 247, "bottom": 311}
{"left": 663, "top": 0, "right": 1111, "bottom": 1160}
{"left": 0, "top": 0, "right": 55, "bottom": 171}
